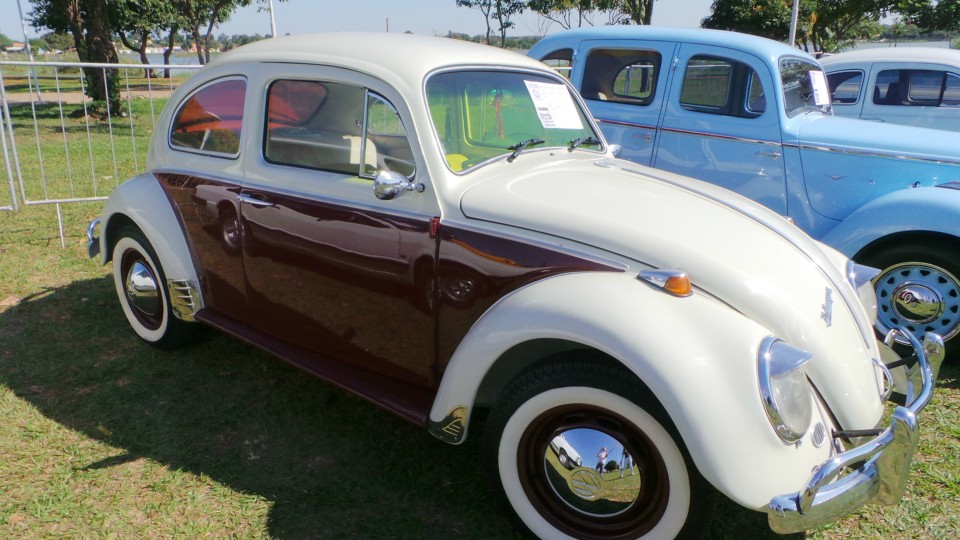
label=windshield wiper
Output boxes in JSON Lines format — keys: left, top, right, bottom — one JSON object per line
{"left": 568, "top": 136, "right": 602, "bottom": 151}
{"left": 506, "top": 138, "right": 545, "bottom": 162}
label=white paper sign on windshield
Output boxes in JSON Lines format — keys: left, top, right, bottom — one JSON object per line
{"left": 809, "top": 70, "right": 830, "bottom": 106}
{"left": 524, "top": 81, "right": 584, "bottom": 130}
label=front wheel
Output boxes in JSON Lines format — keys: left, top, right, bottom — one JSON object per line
{"left": 112, "top": 225, "right": 193, "bottom": 349}
{"left": 483, "top": 360, "right": 717, "bottom": 539}
{"left": 859, "top": 241, "right": 960, "bottom": 360}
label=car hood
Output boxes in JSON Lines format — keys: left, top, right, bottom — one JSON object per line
{"left": 795, "top": 114, "right": 960, "bottom": 163}
{"left": 460, "top": 156, "right": 883, "bottom": 429}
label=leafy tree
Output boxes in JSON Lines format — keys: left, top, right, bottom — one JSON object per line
{"left": 112, "top": 0, "right": 179, "bottom": 77}
{"left": 703, "top": 1, "right": 893, "bottom": 53}
{"left": 41, "top": 32, "right": 74, "bottom": 52}
{"left": 607, "top": 0, "right": 656, "bottom": 25}
{"left": 528, "top": 0, "right": 602, "bottom": 28}
{"left": 0, "top": 33, "right": 13, "bottom": 48}
{"left": 455, "top": 0, "right": 526, "bottom": 47}
{"left": 29, "top": 0, "right": 121, "bottom": 110}
{"left": 172, "top": 0, "right": 252, "bottom": 64}
{"left": 896, "top": 0, "right": 960, "bottom": 34}
{"left": 702, "top": 0, "right": 794, "bottom": 41}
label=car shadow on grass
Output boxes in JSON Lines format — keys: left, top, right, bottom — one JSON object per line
{"left": 0, "top": 276, "right": 840, "bottom": 539}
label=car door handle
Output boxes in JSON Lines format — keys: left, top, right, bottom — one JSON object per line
{"left": 756, "top": 151, "right": 782, "bottom": 160}
{"left": 237, "top": 192, "right": 275, "bottom": 207}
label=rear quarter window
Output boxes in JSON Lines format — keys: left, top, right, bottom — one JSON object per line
{"left": 170, "top": 77, "right": 246, "bottom": 156}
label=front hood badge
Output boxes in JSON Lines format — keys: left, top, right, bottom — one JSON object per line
{"left": 821, "top": 287, "right": 834, "bottom": 327}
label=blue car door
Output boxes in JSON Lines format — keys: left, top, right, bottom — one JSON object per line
{"left": 655, "top": 44, "right": 788, "bottom": 215}
{"left": 570, "top": 39, "right": 678, "bottom": 166}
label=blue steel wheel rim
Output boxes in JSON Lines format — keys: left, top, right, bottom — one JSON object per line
{"left": 875, "top": 261, "right": 960, "bottom": 342}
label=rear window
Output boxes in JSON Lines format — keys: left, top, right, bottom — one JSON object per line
{"left": 170, "top": 78, "right": 246, "bottom": 156}
{"left": 874, "top": 69, "right": 960, "bottom": 107}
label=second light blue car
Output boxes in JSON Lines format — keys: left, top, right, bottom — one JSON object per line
{"left": 530, "top": 27, "right": 960, "bottom": 356}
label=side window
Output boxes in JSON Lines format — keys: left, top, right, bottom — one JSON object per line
{"left": 539, "top": 48, "right": 573, "bottom": 79}
{"left": 945, "top": 73, "right": 960, "bottom": 106}
{"left": 582, "top": 48, "right": 661, "bottom": 105}
{"left": 170, "top": 78, "right": 246, "bottom": 156}
{"left": 906, "top": 70, "right": 943, "bottom": 105}
{"left": 365, "top": 93, "right": 416, "bottom": 178}
{"left": 680, "top": 55, "right": 763, "bottom": 118}
{"left": 873, "top": 70, "right": 901, "bottom": 104}
{"left": 875, "top": 69, "right": 958, "bottom": 106}
{"left": 827, "top": 70, "right": 863, "bottom": 104}
{"left": 264, "top": 80, "right": 365, "bottom": 175}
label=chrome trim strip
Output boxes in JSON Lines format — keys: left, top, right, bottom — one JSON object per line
{"left": 167, "top": 279, "right": 204, "bottom": 322}
{"left": 784, "top": 142, "right": 960, "bottom": 167}
{"left": 596, "top": 118, "right": 658, "bottom": 131}
{"left": 596, "top": 118, "right": 784, "bottom": 148}
{"left": 939, "top": 181, "right": 960, "bottom": 191}
{"left": 767, "top": 330, "right": 943, "bottom": 533}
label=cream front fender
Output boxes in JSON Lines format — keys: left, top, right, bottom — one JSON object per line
{"left": 429, "top": 271, "right": 834, "bottom": 510}
{"left": 99, "top": 173, "right": 199, "bottom": 287}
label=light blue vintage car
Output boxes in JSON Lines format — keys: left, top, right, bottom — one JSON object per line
{"left": 822, "top": 47, "right": 960, "bottom": 132}
{"left": 530, "top": 27, "right": 960, "bottom": 356}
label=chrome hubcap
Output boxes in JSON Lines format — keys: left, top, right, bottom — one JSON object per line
{"left": 876, "top": 262, "right": 960, "bottom": 341}
{"left": 543, "top": 427, "right": 642, "bottom": 518}
{"left": 125, "top": 261, "right": 161, "bottom": 317}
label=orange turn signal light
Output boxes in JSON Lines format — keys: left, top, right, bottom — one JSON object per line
{"left": 637, "top": 270, "right": 692, "bottom": 297}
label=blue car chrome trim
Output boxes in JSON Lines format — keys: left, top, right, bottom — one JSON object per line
{"left": 767, "top": 329, "right": 944, "bottom": 534}
{"left": 596, "top": 117, "right": 658, "bottom": 131}
{"left": 785, "top": 142, "right": 960, "bottom": 167}
{"left": 659, "top": 126, "right": 782, "bottom": 147}
{"left": 939, "top": 181, "right": 960, "bottom": 191}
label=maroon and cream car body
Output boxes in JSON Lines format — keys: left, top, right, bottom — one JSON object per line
{"left": 87, "top": 33, "right": 942, "bottom": 539}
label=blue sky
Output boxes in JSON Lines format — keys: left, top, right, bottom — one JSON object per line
{"left": 3, "top": 0, "right": 714, "bottom": 42}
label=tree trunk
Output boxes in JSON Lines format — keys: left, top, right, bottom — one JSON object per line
{"left": 163, "top": 26, "right": 178, "bottom": 79}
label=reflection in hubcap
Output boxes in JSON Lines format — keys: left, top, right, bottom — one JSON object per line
{"left": 544, "top": 428, "right": 641, "bottom": 518}
{"left": 125, "top": 261, "right": 160, "bottom": 316}
{"left": 893, "top": 283, "right": 942, "bottom": 323}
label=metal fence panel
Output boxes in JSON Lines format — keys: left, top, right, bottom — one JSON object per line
{"left": 0, "top": 61, "right": 201, "bottom": 231}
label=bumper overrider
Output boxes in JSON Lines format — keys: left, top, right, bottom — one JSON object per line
{"left": 767, "top": 329, "right": 945, "bottom": 534}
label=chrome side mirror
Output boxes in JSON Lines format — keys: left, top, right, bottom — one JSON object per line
{"left": 373, "top": 170, "right": 424, "bottom": 200}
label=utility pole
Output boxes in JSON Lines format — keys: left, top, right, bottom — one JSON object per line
{"left": 789, "top": 0, "right": 800, "bottom": 47}
{"left": 268, "top": 0, "right": 278, "bottom": 37}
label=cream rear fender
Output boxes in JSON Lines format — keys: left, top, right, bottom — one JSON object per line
{"left": 98, "top": 173, "right": 200, "bottom": 288}
{"left": 428, "top": 272, "right": 835, "bottom": 510}
{"left": 821, "top": 185, "right": 960, "bottom": 258}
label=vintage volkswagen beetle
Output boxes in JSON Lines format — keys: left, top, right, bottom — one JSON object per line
{"left": 88, "top": 33, "right": 942, "bottom": 539}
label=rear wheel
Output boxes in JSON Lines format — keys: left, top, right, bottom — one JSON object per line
{"left": 483, "top": 360, "right": 717, "bottom": 539}
{"left": 112, "top": 225, "right": 193, "bottom": 349}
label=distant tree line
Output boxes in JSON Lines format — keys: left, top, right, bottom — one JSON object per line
{"left": 457, "top": 1, "right": 960, "bottom": 52}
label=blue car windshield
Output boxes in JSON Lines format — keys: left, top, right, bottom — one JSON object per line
{"left": 780, "top": 58, "right": 832, "bottom": 117}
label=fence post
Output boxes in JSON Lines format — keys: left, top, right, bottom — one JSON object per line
{"left": 0, "top": 64, "right": 20, "bottom": 211}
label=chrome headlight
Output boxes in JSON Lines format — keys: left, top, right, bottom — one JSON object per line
{"left": 847, "top": 261, "right": 879, "bottom": 320}
{"left": 758, "top": 337, "right": 813, "bottom": 443}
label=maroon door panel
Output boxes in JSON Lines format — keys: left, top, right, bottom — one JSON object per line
{"left": 155, "top": 173, "right": 248, "bottom": 322}
{"left": 239, "top": 191, "right": 437, "bottom": 387}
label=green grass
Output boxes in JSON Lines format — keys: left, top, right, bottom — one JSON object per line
{"left": 1, "top": 205, "right": 958, "bottom": 538}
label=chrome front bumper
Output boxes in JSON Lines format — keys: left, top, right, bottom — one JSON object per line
{"left": 767, "top": 329, "right": 944, "bottom": 534}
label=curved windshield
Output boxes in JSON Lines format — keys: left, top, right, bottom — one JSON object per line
{"left": 780, "top": 58, "right": 832, "bottom": 117}
{"left": 427, "top": 70, "right": 601, "bottom": 172}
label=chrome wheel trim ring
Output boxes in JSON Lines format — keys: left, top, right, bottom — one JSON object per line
{"left": 875, "top": 261, "right": 960, "bottom": 342}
